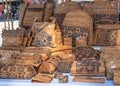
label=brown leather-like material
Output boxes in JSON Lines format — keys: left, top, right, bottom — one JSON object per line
{"left": 56, "top": 60, "right": 72, "bottom": 73}
{"left": 113, "top": 69, "right": 120, "bottom": 85}
{"left": 23, "top": 47, "right": 50, "bottom": 61}
{"left": 2, "top": 28, "right": 25, "bottom": 47}
{"left": 19, "top": 3, "right": 54, "bottom": 27}
{"left": 0, "top": 47, "right": 22, "bottom": 66}
{"left": 31, "top": 20, "right": 62, "bottom": 47}
{"left": 94, "top": 24, "right": 120, "bottom": 46}
{"left": 62, "top": 10, "right": 93, "bottom": 46}
{"left": 82, "top": 0, "right": 118, "bottom": 24}
{"left": 54, "top": 1, "right": 81, "bottom": 27}
{"left": 73, "top": 76, "right": 105, "bottom": 83}
{"left": 100, "top": 47, "right": 120, "bottom": 80}
{"left": 8, "top": 57, "right": 41, "bottom": 68}
{"left": 74, "top": 46, "right": 100, "bottom": 61}
{"left": 38, "top": 56, "right": 61, "bottom": 74}
{"left": 70, "top": 46, "right": 105, "bottom": 76}
{"left": 0, "top": 65, "right": 36, "bottom": 79}
{"left": 32, "top": 73, "right": 53, "bottom": 83}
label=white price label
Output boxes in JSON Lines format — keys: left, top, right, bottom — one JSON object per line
{"left": 109, "top": 61, "right": 114, "bottom": 64}
{"left": 111, "top": 65, "right": 116, "bottom": 69}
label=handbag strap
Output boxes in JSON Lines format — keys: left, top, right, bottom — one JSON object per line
{"left": 21, "top": 3, "right": 29, "bottom": 27}
{"left": 42, "top": 2, "right": 47, "bottom": 22}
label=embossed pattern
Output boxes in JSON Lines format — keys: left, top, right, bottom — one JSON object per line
{"left": 82, "top": 0, "right": 118, "bottom": 24}
{"left": 0, "top": 65, "right": 36, "bottom": 79}
{"left": 62, "top": 26, "right": 90, "bottom": 47}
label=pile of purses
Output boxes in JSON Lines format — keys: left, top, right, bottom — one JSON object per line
{"left": 0, "top": 0, "right": 120, "bottom": 85}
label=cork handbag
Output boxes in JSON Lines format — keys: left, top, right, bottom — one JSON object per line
{"left": 31, "top": 18, "right": 62, "bottom": 47}
{"left": 94, "top": 24, "right": 120, "bottom": 46}
{"left": 0, "top": 65, "right": 36, "bottom": 79}
{"left": 19, "top": 3, "right": 54, "bottom": 27}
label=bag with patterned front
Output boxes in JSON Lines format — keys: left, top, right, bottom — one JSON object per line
{"left": 94, "top": 24, "right": 120, "bottom": 46}
{"left": 82, "top": 0, "right": 118, "bottom": 24}
{"left": 19, "top": 3, "right": 54, "bottom": 27}
{"left": 2, "top": 28, "right": 25, "bottom": 47}
{"left": 54, "top": 1, "right": 81, "bottom": 27}
{"left": 62, "top": 10, "right": 93, "bottom": 47}
{"left": 31, "top": 18, "right": 62, "bottom": 47}
{"left": 0, "top": 65, "right": 36, "bottom": 79}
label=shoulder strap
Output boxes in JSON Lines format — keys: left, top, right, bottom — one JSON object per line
{"left": 21, "top": 3, "right": 29, "bottom": 27}
{"left": 39, "top": 22, "right": 49, "bottom": 30}
{"left": 42, "top": 2, "right": 47, "bottom": 22}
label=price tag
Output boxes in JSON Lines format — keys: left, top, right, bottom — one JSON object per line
{"left": 109, "top": 61, "right": 114, "bottom": 64}
{"left": 111, "top": 65, "right": 116, "bottom": 69}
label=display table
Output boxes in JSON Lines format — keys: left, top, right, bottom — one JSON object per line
{"left": 0, "top": 76, "right": 114, "bottom": 86}
{"left": 0, "top": 47, "right": 115, "bottom": 86}
{"left": 0, "top": 46, "right": 113, "bottom": 86}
